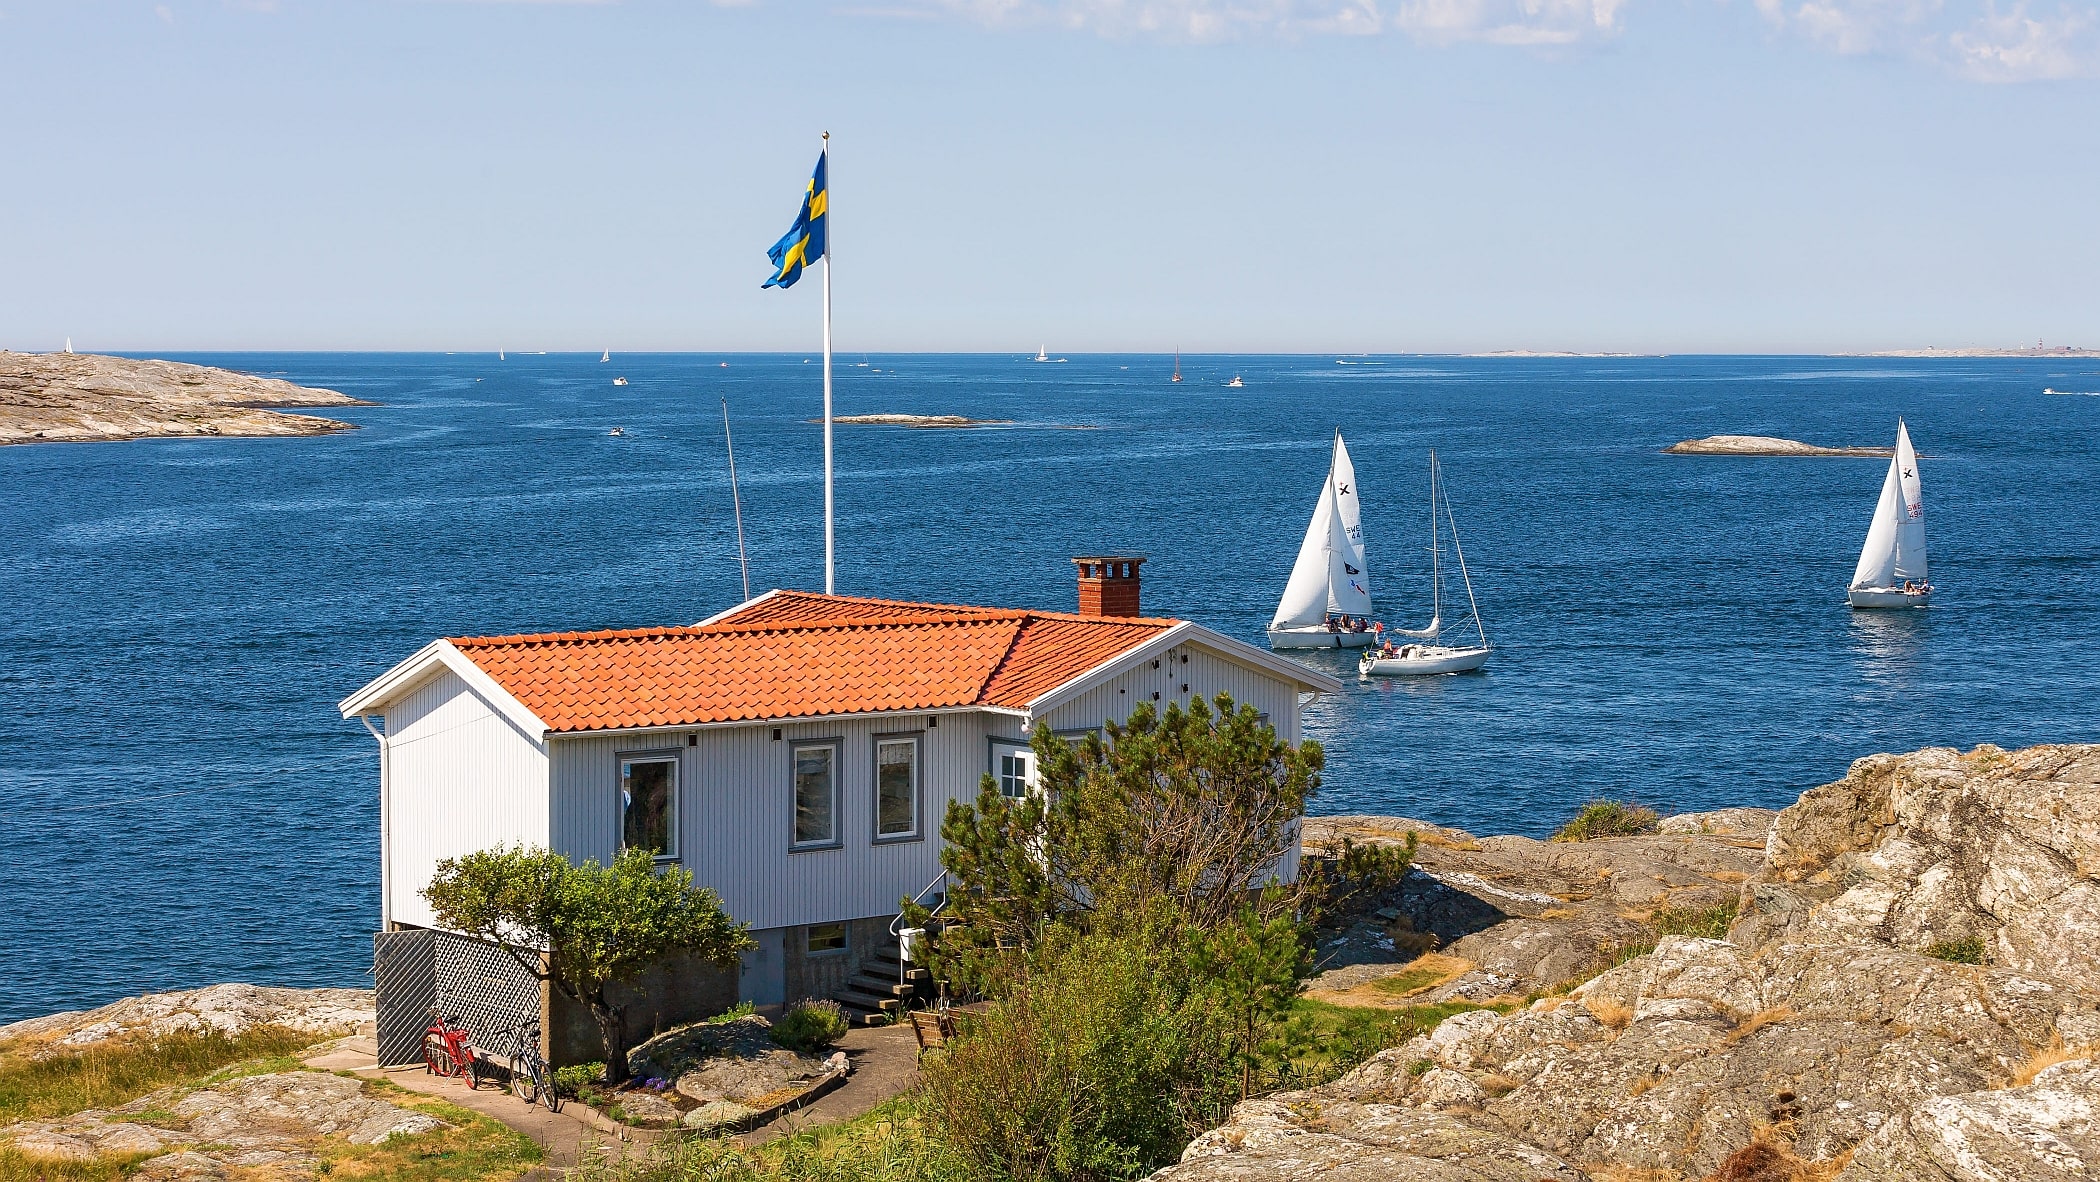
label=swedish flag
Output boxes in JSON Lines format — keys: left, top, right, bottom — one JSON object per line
{"left": 762, "top": 151, "right": 828, "bottom": 290}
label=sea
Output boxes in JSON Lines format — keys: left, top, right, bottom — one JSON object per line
{"left": 4, "top": 352, "right": 2098, "bottom": 1023}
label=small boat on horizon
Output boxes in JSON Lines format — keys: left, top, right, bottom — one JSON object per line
{"left": 601, "top": 350, "right": 611, "bottom": 363}
{"left": 1226, "top": 375, "right": 1244, "bottom": 388}
{"left": 613, "top": 376, "right": 629, "bottom": 386}
{"left": 608, "top": 427, "right": 626, "bottom": 437}
{"left": 1359, "top": 450, "right": 1492, "bottom": 678}
{"left": 498, "top": 349, "right": 505, "bottom": 360}
{"left": 1846, "top": 420, "right": 1930, "bottom": 609}
{"left": 1270, "top": 432, "right": 1378, "bottom": 650}
{"left": 1171, "top": 349, "right": 1183, "bottom": 383}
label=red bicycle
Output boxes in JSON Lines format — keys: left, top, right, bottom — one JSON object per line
{"left": 422, "top": 1008, "right": 482, "bottom": 1088}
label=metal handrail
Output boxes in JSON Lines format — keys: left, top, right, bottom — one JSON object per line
{"left": 890, "top": 871, "right": 950, "bottom": 988}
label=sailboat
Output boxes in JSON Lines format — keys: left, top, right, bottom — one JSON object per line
{"left": 1269, "top": 432, "right": 1378, "bottom": 649}
{"left": 1359, "top": 451, "right": 1491, "bottom": 677}
{"left": 600, "top": 350, "right": 611, "bottom": 363}
{"left": 1171, "top": 350, "right": 1183, "bottom": 383}
{"left": 1846, "top": 420, "right": 1930, "bottom": 608}
{"left": 498, "top": 349, "right": 505, "bottom": 361}
{"left": 1036, "top": 346, "right": 1049, "bottom": 362}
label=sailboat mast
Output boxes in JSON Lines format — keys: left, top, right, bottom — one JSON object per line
{"left": 722, "top": 398, "right": 751, "bottom": 602}
{"left": 1429, "top": 451, "right": 1442, "bottom": 626}
{"left": 1442, "top": 468, "right": 1487, "bottom": 647}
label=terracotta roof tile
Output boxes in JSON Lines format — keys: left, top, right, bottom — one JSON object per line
{"left": 446, "top": 592, "right": 1179, "bottom": 734}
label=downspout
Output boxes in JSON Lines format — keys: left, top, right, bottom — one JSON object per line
{"left": 360, "top": 715, "right": 393, "bottom": 930}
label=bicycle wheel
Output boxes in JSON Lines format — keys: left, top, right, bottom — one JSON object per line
{"left": 460, "top": 1044, "right": 483, "bottom": 1090}
{"left": 536, "top": 1060, "right": 561, "bottom": 1113}
{"left": 509, "top": 1042, "right": 540, "bottom": 1105}
{"left": 423, "top": 1032, "right": 457, "bottom": 1077}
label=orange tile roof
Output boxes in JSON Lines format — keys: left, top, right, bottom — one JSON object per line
{"left": 446, "top": 592, "right": 1180, "bottom": 734}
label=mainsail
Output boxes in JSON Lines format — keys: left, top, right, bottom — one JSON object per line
{"left": 1272, "top": 433, "right": 1373, "bottom": 629}
{"left": 1850, "top": 420, "right": 1928, "bottom": 590}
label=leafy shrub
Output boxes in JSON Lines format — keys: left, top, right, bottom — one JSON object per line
{"left": 1652, "top": 901, "right": 1739, "bottom": 941}
{"left": 773, "top": 999, "right": 850, "bottom": 1054}
{"left": 1300, "top": 834, "right": 1418, "bottom": 928}
{"left": 708, "top": 1000, "right": 757, "bottom": 1024}
{"left": 1550, "top": 799, "right": 1661, "bottom": 842}
{"left": 1926, "top": 936, "right": 1988, "bottom": 965}
{"left": 551, "top": 1062, "right": 605, "bottom": 1100}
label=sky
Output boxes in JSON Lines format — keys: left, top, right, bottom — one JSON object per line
{"left": 1, "top": 0, "right": 2096, "bottom": 354}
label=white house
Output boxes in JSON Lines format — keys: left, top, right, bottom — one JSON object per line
{"left": 340, "top": 557, "right": 1340, "bottom": 1037}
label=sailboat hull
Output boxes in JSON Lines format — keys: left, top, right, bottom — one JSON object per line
{"left": 1268, "top": 626, "right": 1377, "bottom": 650}
{"left": 1847, "top": 587, "right": 1931, "bottom": 609}
{"left": 1359, "top": 645, "right": 1491, "bottom": 677}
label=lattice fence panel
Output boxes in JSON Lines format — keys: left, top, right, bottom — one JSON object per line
{"left": 433, "top": 932, "right": 543, "bottom": 1054}
{"left": 372, "top": 929, "right": 436, "bottom": 1068}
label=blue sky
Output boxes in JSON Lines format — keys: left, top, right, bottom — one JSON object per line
{"left": 2, "top": 0, "right": 2095, "bottom": 353}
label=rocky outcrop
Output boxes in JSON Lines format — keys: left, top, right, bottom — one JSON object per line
{"left": 1663, "top": 434, "right": 1891, "bottom": 457}
{"left": 1303, "top": 811, "right": 1768, "bottom": 1003}
{"left": 0, "top": 983, "right": 373, "bottom": 1052}
{"left": 0, "top": 351, "right": 369, "bottom": 445}
{"left": 0, "top": 1071, "right": 444, "bottom": 1174}
{"left": 1169, "top": 746, "right": 2100, "bottom": 1181}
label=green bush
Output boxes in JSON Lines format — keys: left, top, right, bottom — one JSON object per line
{"left": 551, "top": 1062, "right": 605, "bottom": 1099}
{"left": 571, "top": 1099, "right": 966, "bottom": 1182}
{"left": 708, "top": 1001, "right": 757, "bottom": 1024}
{"left": 773, "top": 999, "right": 850, "bottom": 1054}
{"left": 1549, "top": 799, "right": 1661, "bottom": 842}
{"left": 1926, "top": 936, "right": 1988, "bottom": 965}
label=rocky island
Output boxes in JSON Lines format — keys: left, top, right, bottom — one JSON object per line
{"left": 0, "top": 351, "right": 370, "bottom": 445}
{"left": 1665, "top": 434, "right": 1892, "bottom": 457}
{"left": 814, "top": 414, "right": 1018, "bottom": 428}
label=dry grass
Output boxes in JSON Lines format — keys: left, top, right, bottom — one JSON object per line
{"left": 1627, "top": 1070, "right": 1664, "bottom": 1098}
{"left": 1708, "top": 871, "right": 1750, "bottom": 884}
{"left": 1720, "top": 1007, "right": 1797, "bottom": 1049}
{"left": 1476, "top": 1072, "right": 1522, "bottom": 1097}
{"left": 1584, "top": 998, "right": 1635, "bottom": 1031}
{"left": 0, "top": 1024, "right": 321, "bottom": 1124}
{"left": 1697, "top": 1139, "right": 1852, "bottom": 1182}
{"left": 1305, "top": 954, "right": 1470, "bottom": 1009}
{"left": 1585, "top": 1166, "right": 1686, "bottom": 1182}
{"left": 2008, "top": 1036, "right": 2093, "bottom": 1088}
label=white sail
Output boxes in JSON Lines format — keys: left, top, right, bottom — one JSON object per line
{"left": 1326, "top": 434, "right": 1372, "bottom": 617}
{"left": 1850, "top": 420, "right": 1927, "bottom": 590}
{"left": 600, "top": 350, "right": 611, "bottom": 363}
{"left": 1274, "top": 472, "right": 1340, "bottom": 629}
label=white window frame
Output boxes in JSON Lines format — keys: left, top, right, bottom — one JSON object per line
{"left": 790, "top": 739, "right": 842, "bottom": 851}
{"left": 873, "top": 732, "right": 923, "bottom": 843}
{"left": 618, "top": 751, "right": 680, "bottom": 863}
{"left": 990, "top": 737, "right": 1037, "bottom": 800}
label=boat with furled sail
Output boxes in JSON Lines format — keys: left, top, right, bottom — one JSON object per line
{"left": 1268, "top": 431, "right": 1378, "bottom": 649}
{"left": 1359, "top": 451, "right": 1491, "bottom": 677}
{"left": 1846, "top": 420, "right": 1930, "bottom": 608}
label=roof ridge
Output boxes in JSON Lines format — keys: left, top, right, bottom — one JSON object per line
{"left": 450, "top": 624, "right": 704, "bottom": 648}
{"left": 970, "top": 616, "right": 1036, "bottom": 706}
{"left": 697, "top": 613, "right": 1032, "bottom": 636}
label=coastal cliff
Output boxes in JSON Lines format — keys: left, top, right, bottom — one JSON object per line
{"left": 0, "top": 351, "right": 369, "bottom": 445}
{"left": 1162, "top": 744, "right": 2100, "bottom": 1182}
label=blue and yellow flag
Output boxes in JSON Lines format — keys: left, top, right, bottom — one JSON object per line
{"left": 762, "top": 151, "right": 828, "bottom": 290}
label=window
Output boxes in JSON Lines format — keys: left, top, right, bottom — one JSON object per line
{"left": 875, "top": 736, "right": 920, "bottom": 840}
{"left": 806, "top": 923, "right": 847, "bottom": 954}
{"left": 997, "top": 749, "right": 1032, "bottom": 799}
{"left": 620, "top": 755, "right": 677, "bottom": 860}
{"left": 792, "top": 742, "right": 838, "bottom": 847}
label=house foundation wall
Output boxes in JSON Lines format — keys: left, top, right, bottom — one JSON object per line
{"left": 547, "top": 948, "right": 741, "bottom": 1068}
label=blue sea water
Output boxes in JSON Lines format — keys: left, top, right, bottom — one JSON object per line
{"left": 4, "top": 351, "right": 2099, "bottom": 1023}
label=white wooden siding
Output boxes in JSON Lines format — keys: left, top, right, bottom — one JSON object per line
{"left": 1037, "top": 643, "right": 1303, "bottom": 744}
{"left": 550, "top": 711, "right": 1027, "bottom": 932}
{"left": 382, "top": 669, "right": 551, "bottom": 929}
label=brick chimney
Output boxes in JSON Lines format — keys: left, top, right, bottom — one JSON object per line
{"left": 1073, "top": 555, "right": 1146, "bottom": 617}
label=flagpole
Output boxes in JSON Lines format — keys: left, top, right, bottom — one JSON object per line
{"left": 821, "top": 131, "right": 834, "bottom": 595}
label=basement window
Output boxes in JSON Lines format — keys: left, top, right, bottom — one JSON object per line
{"left": 792, "top": 741, "right": 840, "bottom": 849}
{"left": 807, "top": 923, "right": 848, "bottom": 954}
{"left": 620, "top": 754, "right": 678, "bottom": 861}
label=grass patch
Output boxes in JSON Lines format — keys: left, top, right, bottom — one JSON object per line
{"left": 0, "top": 1148, "right": 155, "bottom": 1182}
{"left": 315, "top": 1076, "right": 543, "bottom": 1181}
{"left": 1652, "top": 901, "right": 1739, "bottom": 941}
{"left": 0, "top": 1024, "right": 323, "bottom": 1125}
{"left": 576, "top": 1097, "right": 970, "bottom": 1182}
{"left": 1926, "top": 936, "right": 1988, "bottom": 965}
{"left": 1276, "top": 996, "right": 1503, "bottom": 1088}
{"left": 1550, "top": 800, "right": 1661, "bottom": 842}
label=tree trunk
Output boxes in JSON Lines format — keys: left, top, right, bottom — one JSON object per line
{"left": 590, "top": 999, "right": 630, "bottom": 1084}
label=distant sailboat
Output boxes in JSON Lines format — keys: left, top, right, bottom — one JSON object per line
{"left": 1269, "top": 432, "right": 1378, "bottom": 649}
{"left": 64, "top": 338, "right": 73, "bottom": 354}
{"left": 1226, "top": 375, "right": 1244, "bottom": 388}
{"left": 499, "top": 349, "right": 505, "bottom": 361}
{"left": 1846, "top": 420, "right": 1930, "bottom": 609}
{"left": 600, "top": 350, "right": 611, "bottom": 363}
{"left": 1036, "top": 346, "right": 1049, "bottom": 362}
{"left": 1171, "top": 350, "right": 1183, "bottom": 383}
{"left": 1359, "top": 451, "right": 1492, "bottom": 677}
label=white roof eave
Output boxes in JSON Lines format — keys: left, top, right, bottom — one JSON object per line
{"left": 1024, "top": 621, "right": 1344, "bottom": 719}
{"left": 337, "top": 639, "right": 550, "bottom": 742}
